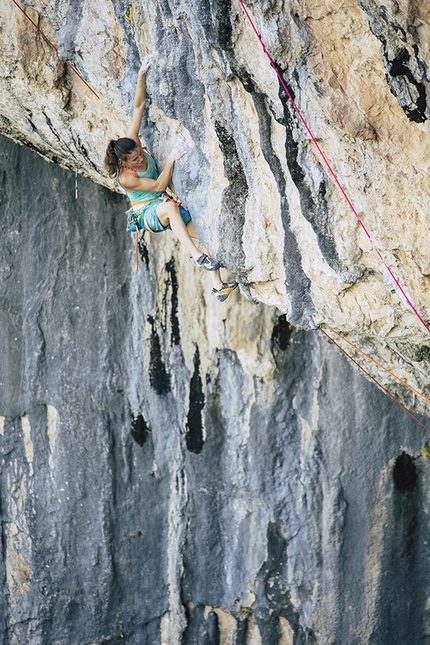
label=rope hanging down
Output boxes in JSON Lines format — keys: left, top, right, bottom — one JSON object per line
{"left": 320, "top": 329, "right": 430, "bottom": 434}
{"left": 238, "top": 0, "right": 430, "bottom": 336}
{"left": 327, "top": 327, "right": 430, "bottom": 407}
{"left": 11, "top": 0, "right": 100, "bottom": 101}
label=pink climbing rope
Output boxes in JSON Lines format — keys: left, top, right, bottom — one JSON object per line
{"left": 238, "top": 0, "right": 430, "bottom": 335}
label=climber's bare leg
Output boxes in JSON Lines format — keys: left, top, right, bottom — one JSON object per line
{"left": 157, "top": 202, "right": 202, "bottom": 260}
{"left": 185, "top": 219, "right": 199, "bottom": 241}
{"left": 186, "top": 220, "right": 223, "bottom": 290}
{"left": 157, "top": 203, "right": 223, "bottom": 289}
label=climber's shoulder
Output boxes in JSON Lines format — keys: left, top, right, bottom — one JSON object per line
{"left": 119, "top": 167, "right": 139, "bottom": 190}
{"left": 126, "top": 123, "right": 141, "bottom": 144}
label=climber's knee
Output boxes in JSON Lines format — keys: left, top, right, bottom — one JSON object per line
{"left": 156, "top": 201, "right": 178, "bottom": 227}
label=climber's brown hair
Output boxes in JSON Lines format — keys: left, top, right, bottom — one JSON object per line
{"left": 104, "top": 137, "right": 138, "bottom": 177}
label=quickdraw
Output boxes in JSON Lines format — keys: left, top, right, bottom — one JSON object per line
{"left": 125, "top": 211, "right": 141, "bottom": 272}
{"left": 124, "top": 4, "right": 134, "bottom": 21}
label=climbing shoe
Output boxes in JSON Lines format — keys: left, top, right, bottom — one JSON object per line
{"left": 211, "top": 281, "right": 238, "bottom": 302}
{"left": 196, "top": 254, "right": 221, "bottom": 271}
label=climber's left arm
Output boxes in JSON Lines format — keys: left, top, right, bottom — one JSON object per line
{"left": 127, "top": 53, "right": 155, "bottom": 144}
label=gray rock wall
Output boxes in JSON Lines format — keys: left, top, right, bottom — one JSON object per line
{"left": 1, "top": 134, "right": 430, "bottom": 644}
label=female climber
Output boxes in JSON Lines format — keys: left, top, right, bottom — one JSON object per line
{"left": 104, "top": 53, "right": 238, "bottom": 302}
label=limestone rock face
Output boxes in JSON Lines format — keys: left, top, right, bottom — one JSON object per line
{"left": 2, "top": 0, "right": 430, "bottom": 408}
{"left": 1, "top": 0, "right": 430, "bottom": 327}
{"left": 2, "top": 0, "right": 430, "bottom": 641}
{"left": 2, "top": 133, "right": 430, "bottom": 645}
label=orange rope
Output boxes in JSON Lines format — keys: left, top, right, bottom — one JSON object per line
{"left": 320, "top": 329, "right": 430, "bottom": 433}
{"left": 11, "top": 0, "right": 100, "bottom": 101}
{"left": 135, "top": 230, "right": 139, "bottom": 272}
{"left": 327, "top": 327, "right": 430, "bottom": 406}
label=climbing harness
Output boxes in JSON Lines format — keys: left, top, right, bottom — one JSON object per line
{"left": 125, "top": 192, "right": 183, "bottom": 272}
{"left": 126, "top": 191, "right": 182, "bottom": 272}
{"left": 320, "top": 328, "right": 430, "bottom": 433}
{"left": 11, "top": 0, "right": 100, "bottom": 100}
{"left": 238, "top": 1, "right": 430, "bottom": 336}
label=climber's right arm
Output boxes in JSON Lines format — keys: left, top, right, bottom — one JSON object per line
{"left": 126, "top": 53, "right": 155, "bottom": 144}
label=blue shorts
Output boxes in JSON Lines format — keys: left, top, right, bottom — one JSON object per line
{"left": 127, "top": 198, "right": 191, "bottom": 233}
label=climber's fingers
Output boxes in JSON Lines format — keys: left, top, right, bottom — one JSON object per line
{"left": 140, "top": 53, "right": 155, "bottom": 74}
{"left": 169, "top": 140, "right": 189, "bottom": 161}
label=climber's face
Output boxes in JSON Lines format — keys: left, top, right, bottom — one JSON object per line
{"left": 126, "top": 145, "right": 145, "bottom": 168}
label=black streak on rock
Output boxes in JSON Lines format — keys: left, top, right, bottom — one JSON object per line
{"left": 234, "top": 615, "right": 249, "bottom": 645}
{"left": 255, "top": 522, "right": 313, "bottom": 644}
{"left": 186, "top": 347, "right": 205, "bottom": 454}
{"left": 372, "top": 450, "right": 422, "bottom": 643}
{"left": 130, "top": 414, "right": 149, "bottom": 446}
{"left": 164, "top": 258, "right": 180, "bottom": 346}
{"left": 357, "top": 0, "right": 429, "bottom": 122}
{"left": 110, "top": 0, "right": 143, "bottom": 112}
{"left": 182, "top": 604, "right": 221, "bottom": 645}
{"left": 393, "top": 453, "right": 417, "bottom": 493}
{"left": 138, "top": 234, "right": 149, "bottom": 267}
{"left": 214, "top": 121, "right": 248, "bottom": 280}
{"left": 214, "top": 122, "right": 248, "bottom": 193}
{"left": 279, "top": 78, "right": 344, "bottom": 277}
{"left": 271, "top": 60, "right": 296, "bottom": 102}
{"left": 153, "top": 4, "right": 205, "bottom": 137}
{"left": 252, "top": 91, "right": 315, "bottom": 328}
{"left": 147, "top": 315, "right": 171, "bottom": 395}
{"left": 231, "top": 66, "right": 256, "bottom": 93}
{"left": 196, "top": 0, "right": 232, "bottom": 52}
{"left": 271, "top": 314, "right": 293, "bottom": 351}
{"left": 388, "top": 48, "right": 427, "bottom": 122}
{"left": 214, "top": 0, "right": 233, "bottom": 51}
{"left": 42, "top": 111, "right": 64, "bottom": 146}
